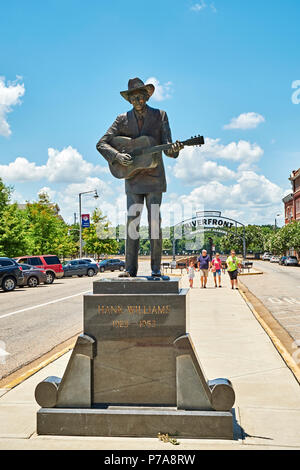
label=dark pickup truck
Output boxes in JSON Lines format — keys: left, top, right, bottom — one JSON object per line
{"left": 0, "top": 257, "right": 24, "bottom": 292}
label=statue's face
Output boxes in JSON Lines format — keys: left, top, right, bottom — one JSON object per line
{"left": 129, "top": 91, "right": 148, "bottom": 112}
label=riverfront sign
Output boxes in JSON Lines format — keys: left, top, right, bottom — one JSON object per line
{"left": 182, "top": 211, "right": 243, "bottom": 233}
{"left": 173, "top": 210, "right": 246, "bottom": 258}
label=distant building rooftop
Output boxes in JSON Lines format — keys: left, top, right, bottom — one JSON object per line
{"left": 282, "top": 193, "right": 293, "bottom": 204}
{"left": 289, "top": 168, "right": 300, "bottom": 182}
{"left": 16, "top": 203, "right": 61, "bottom": 216}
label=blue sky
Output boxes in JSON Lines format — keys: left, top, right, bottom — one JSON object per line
{"left": 1, "top": 0, "right": 300, "bottom": 227}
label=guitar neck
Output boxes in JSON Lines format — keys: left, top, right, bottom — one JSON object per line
{"left": 139, "top": 142, "right": 179, "bottom": 156}
{"left": 131, "top": 136, "right": 204, "bottom": 157}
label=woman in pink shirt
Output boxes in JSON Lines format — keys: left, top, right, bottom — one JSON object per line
{"left": 211, "top": 253, "right": 222, "bottom": 288}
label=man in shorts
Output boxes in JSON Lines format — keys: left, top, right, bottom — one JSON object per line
{"left": 226, "top": 250, "right": 241, "bottom": 290}
{"left": 197, "top": 249, "right": 211, "bottom": 288}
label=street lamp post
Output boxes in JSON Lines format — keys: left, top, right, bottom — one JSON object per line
{"left": 274, "top": 213, "right": 281, "bottom": 230}
{"left": 79, "top": 189, "right": 99, "bottom": 258}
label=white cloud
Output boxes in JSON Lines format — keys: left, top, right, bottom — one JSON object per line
{"left": 0, "top": 146, "right": 108, "bottom": 183}
{"left": 11, "top": 189, "right": 27, "bottom": 204}
{"left": 48, "top": 177, "right": 114, "bottom": 224}
{"left": 173, "top": 170, "right": 285, "bottom": 225}
{"left": 0, "top": 157, "right": 46, "bottom": 181}
{"left": 173, "top": 137, "right": 263, "bottom": 182}
{"left": 173, "top": 145, "right": 236, "bottom": 184}
{"left": 38, "top": 186, "right": 57, "bottom": 201}
{"left": 0, "top": 76, "right": 25, "bottom": 137}
{"left": 46, "top": 146, "right": 102, "bottom": 183}
{"left": 191, "top": 1, "right": 206, "bottom": 12}
{"left": 190, "top": 2, "right": 216, "bottom": 13}
{"left": 224, "top": 112, "right": 265, "bottom": 130}
{"left": 145, "top": 77, "right": 173, "bottom": 102}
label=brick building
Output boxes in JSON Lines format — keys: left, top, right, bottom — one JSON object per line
{"left": 282, "top": 168, "right": 300, "bottom": 224}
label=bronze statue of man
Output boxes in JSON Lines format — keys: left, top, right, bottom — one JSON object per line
{"left": 96, "top": 78, "right": 182, "bottom": 277}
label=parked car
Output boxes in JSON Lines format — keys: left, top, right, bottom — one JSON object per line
{"left": 262, "top": 252, "right": 272, "bottom": 261}
{"left": 81, "top": 258, "right": 99, "bottom": 267}
{"left": 279, "top": 256, "right": 287, "bottom": 265}
{"left": 99, "top": 259, "right": 125, "bottom": 272}
{"left": 284, "top": 256, "right": 299, "bottom": 266}
{"left": 0, "top": 257, "right": 24, "bottom": 292}
{"left": 63, "top": 259, "right": 99, "bottom": 277}
{"left": 18, "top": 263, "right": 47, "bottom": 287}
{"left": 270, "top": 255, "right": 280, "bottom": 263}
{"left": 16, "top": 255, "right": 64, "bottom": 284}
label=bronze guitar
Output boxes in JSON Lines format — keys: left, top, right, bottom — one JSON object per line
{"left": 108, "top": 134, "right": 205, "bottom": 179}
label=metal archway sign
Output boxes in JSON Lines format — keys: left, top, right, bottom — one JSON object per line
{"left": 172, "top": 211, "right": 246, "bottom": 259}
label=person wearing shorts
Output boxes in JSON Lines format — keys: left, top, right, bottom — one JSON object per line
{"left": 226, "top": 250, "right": 240, "bottom": 290}
{"left": 187, "top": 260, "right": 195, "bottom": 288}
{"left": 197, "top": 249, "right": 211, "bottom": 288}
{"left": 211, "top": 253, "right": 222, "bottom": 288}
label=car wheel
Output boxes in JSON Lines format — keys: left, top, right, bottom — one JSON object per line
{"left": 119, "top": 266, "right": 124, "bottom": 271}
{"left": 100, "top": 267, "right": 105, "bottom": 273}
{"left": 2, "top": 276, "right": 17, "bottom": 292}
{"left": 28, "top": 276, "right": 39, "bottom": 288}
{"left": 46, "top": 271, "right": 55, "bottom": 284}
{"left": 87, "top": 268, "right": 95, "bottom": 277}
{"left": 78, "top": 275, "right": 83, "bottom": 277}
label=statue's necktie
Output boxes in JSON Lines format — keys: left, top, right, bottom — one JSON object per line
{"left": 137, "top": 116, "right": 144, "bottom": 131}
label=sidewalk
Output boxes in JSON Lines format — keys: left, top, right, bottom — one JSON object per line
{"left": 0, "top": 272, "right": 300, "bottom": 450}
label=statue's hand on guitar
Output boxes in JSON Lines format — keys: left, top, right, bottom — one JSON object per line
{"left": 115, "top": 152, "right": 133, "bottom": 166}
{"left": 164, "top": 140, "right": 184, "bottom": 158}
{"left": 108, "top": 134, "right": 204, "bottom": 179}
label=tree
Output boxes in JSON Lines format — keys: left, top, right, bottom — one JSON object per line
{"left": 0, "top": 178, "right": 12, "bottom": 216}
{"left": 219, "top": 225, "right": 275, "bottom": 255}
{"left": 162, "top": 238, "right": 172, "bottom": 253}
{"left": 0, "top": 203, "right": 30, "bottom": 257}
{"left": 24, "top": 192, "right": 77, "bottom": 258}
{"left": 82, "top": 209, "right": 119, "bottom": 258}
{"left": 266, "top": 221, "right": 300, "bottom": 256}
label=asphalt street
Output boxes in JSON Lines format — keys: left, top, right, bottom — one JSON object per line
{"left": 2, "top": 258, "right": 299, "bottom": 382}
{"left": 241, "top": 260, "right": 300, "bottom": 345}
{"left": 0, "top": 261, "right": 153, "bottom": 380}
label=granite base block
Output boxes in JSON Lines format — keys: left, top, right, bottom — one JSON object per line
{"left": 37, "top": 407, "right": 234, "bottom": 440}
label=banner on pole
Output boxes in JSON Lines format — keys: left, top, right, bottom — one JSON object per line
{"left": 81, "top": 214, "right": 90, "bottom": 228}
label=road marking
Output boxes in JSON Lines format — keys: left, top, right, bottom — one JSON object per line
{"left": 0, "top": 291, "right": 91, "bottom": 320}
{"left": 0, "top": 347, "right": 10, "bottom": 357}
{"left": 268, "top": 296, "right": 300, "bottom": 305}
{"left": 268, "top": 297, "right": 282, "bottom": 304}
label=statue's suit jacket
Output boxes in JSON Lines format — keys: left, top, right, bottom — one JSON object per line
{"left": 96, "top": 105, "right": 177, "bottom": 194}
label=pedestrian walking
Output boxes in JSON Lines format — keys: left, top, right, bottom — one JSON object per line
{"left": 187, "top": 260, "right": 196, "bottom": 288}
{"left": 197, "top": 249, "right": 211, "bottom": 288}
{"left": 212, "top": 253, "right": 222, "bottom": 288}
{"left": 226, "top": 250, "right": 241, "bottom": 290}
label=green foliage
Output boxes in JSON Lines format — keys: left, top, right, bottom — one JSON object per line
{"left": 0, "top": 187, "right": 77, "bottom": 259}
{"left": 82, "top": 209, "right": 119, "bottom": 257}
{"left": 0, "top": 203, "right": 29, "bottom": 257}
{"left": 162, "top": 238, "right": 172, "bottom": 253}
{"left": 265, "top": 221, "right": 300, "bottom": 255}
{"left": 219, "top": 225, "right": 274, "bottom": 254}
{"left": 24, "top": 193, "right": 77, "bottom": 257}
{"left": 0, "top": 178, "right": 13, "bottom": 216}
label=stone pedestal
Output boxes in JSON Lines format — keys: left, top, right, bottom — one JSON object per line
{"left": 35, "top": 278, "right": 235, "bottom": 439}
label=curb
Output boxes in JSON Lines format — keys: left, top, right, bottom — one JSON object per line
{"left": 238, "top": 271, "right": 263, "bottom": 276}
{"left": 238, "top": 282, "right": 300, "bottom": 385}
{"left": 0, "top": 338, "right": 77, "bottom": 391}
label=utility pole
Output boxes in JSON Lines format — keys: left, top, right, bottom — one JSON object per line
{"left": 79, "top": 190, "right": 99, "bottom": 258}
